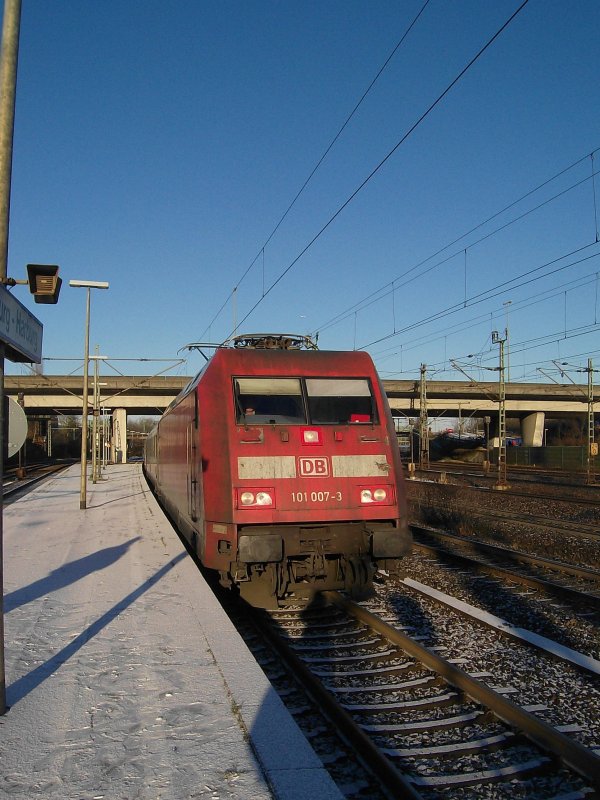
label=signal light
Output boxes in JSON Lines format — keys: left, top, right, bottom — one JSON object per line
{"left": 301, "top": 428, "right": 322, "bottom": 445}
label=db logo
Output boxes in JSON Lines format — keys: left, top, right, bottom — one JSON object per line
{"left": 298, "top": 457, "right": 330, "bottom": 477}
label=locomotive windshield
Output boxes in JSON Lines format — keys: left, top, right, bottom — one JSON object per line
{"left": 234, "top": 376, "right": 376, "bottom": 425}
{"left": 235, "top": 378, "right": 306, "bottom": 423}
{"left": 306, "top": 378, "right": 376, "bottom": 424}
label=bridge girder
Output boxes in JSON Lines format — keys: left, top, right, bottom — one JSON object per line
{"left": 4, "top": 375, "right": 596, "bottom": 419}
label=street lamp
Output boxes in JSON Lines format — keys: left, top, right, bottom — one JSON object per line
{"left": 69, "top": 280, "right": 109, "bottom": 509}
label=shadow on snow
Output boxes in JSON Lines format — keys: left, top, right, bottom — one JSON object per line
{"left": 6, "top": 550, "right": 186, "bottom": 706}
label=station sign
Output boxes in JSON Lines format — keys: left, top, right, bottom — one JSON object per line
{"left": 0, "top": 284, "right": 43, "bottom": 363}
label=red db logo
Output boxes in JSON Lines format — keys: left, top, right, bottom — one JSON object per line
{"left": 298, "top": 457, "right": 330, "bottom": 477}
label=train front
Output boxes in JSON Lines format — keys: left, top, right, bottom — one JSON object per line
{"left": 203, "top": 347, "right": 411, "bottom": 607}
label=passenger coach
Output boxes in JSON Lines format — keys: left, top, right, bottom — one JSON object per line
{"left": 145, "top": 334, "right": 411, "bottom": 607}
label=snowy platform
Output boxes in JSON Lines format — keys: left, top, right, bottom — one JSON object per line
{"left": 0, "top": 463, "right": 343, "bottom": 800}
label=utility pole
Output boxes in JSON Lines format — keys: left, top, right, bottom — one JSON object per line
{"left": 503, "top": 300, "right": 512, "bottom": 382}
{"left": 584, "top": 358, "right": 597, "bottom": 485}
{"left": 419, "top": 363, "right": 429, "bottom": 469}
{"left": 492, "top": 330, "right": 509, "bottom": 490}
{"left": 92, "top": 347, "right": 99, "bottom": 483}
{"left": 0, "top": 0, "right": 22, "bottom": 716}
{"left": 555, "top": 358, "right": 597, "bottom": 485}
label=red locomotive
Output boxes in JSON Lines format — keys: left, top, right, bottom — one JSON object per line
{"left": 144, "top": 334, "right": 411, "bottom": 607}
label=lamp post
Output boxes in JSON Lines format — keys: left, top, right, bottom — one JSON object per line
{"left": 69, "top": 280, "right": 109, "bottom": 509}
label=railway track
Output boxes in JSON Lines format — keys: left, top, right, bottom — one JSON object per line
{"left": 410, "top": 524, "right": 600, "bottom": 607}
{"left": 434, "top": 506, "right": 600, "bottom": 541}
{"left": 417, "top": 463, "right": 600, "bottom": 494}
{"left": 243, "top": 595, "right": 600, "bottom": 799}
{"left": 3, "top": 461, "right": 71, "bottom": 501}
{"left": 399, "top": 532, "right": 599, "bottom": 673}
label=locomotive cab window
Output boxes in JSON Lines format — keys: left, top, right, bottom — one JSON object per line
{"left": 306, "top": 378, "right": 376, "bottom": 425}
{"left": 235, "top": 378, "right": 306, "bottom": 424}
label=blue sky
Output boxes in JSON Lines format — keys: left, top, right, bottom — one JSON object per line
{"left": 5, "top": 0, "right": 600, "bottom": 385}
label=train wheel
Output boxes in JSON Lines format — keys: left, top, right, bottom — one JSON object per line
{"left": 346, "top": 556, "right": 375, "bottom": 600}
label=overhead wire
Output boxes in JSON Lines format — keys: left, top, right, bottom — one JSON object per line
{"left": 360, "top": 242, "right": 600, "bottom": 349}
{"left": 198, "top": 0, "right": 431, "bottom": 340}
{"left": 316, "top": 155, "right": 599, "bottom": 335}
{"left": 230, "top": 0, "right": 531, "bottom": 339}
{"left": 371, "top": 264, "right": 600, "bottom": 365}
{"left": 381, "top": 310, "right": 600, "bottom": 378}
{"left": 371, "top": 256, "right": 599, "bottom": 360}
{"left": 381, "top": 321, "right": 600, "bottom": 381}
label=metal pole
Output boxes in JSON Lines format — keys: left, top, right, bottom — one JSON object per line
{"left": 79, "top": 289, "right": 91, "bottom": 509}
{"left": 0, "top": 345, "right": 5, "bottom": 714}
{"left": 0, "top": 0, "right": 20, "bottom": 270}
{"left": 16, "top": 390, "right": 24, "bottom": 478}
{"left": 492, "top": 330, "right": 509, "bottom": 489}
{"left": 419, "top": 363, "right": 429, "bottom": 468}
{"left": 498, "top": 337, "right": 507, "bottom": 487}
{"left": 91, "top": 347, "right": 99, "bottom": 483}
{"left": 484, "top": 415, "right": 491, "bottom": 473}
{"left": 587, "top": 358, "right": 596, "bottom": 485}
{"left": 0, "top": 0, "right": 22, "bottom": 717}
{"left": 503, "top": 300, "right": 512, "bottom": 382}
{"left": 101, "top": 407, "right": 107, "bottom": 471}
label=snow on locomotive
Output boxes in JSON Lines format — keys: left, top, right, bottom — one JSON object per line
{"left": 144, "top": 334, "right": 411, "bottom": 608}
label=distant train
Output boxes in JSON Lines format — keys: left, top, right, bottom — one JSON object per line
{"left": 144, "top": 333, "right": 411, "bottom": 608}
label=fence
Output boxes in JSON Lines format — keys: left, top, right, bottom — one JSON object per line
{"left": 505, "top": 446, "right": 599, "bottom": 471}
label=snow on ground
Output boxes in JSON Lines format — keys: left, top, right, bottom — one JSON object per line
{"left": 0, "top": 464, "right": 341, "bottom": 800}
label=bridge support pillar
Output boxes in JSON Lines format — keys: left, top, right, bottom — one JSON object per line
{"left": 111, "top": 407, "right": 127, "bottom": 463}
{"left": 521, "top": 411, "right": 545, "bottom": 446}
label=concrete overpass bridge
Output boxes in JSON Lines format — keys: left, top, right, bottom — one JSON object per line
{"left": 383, "top": 379, "right": 597, "bottom": 444}
{"left": 5, "top": 374, "right": 190, "bottom": 462}
{"left": 5, "top": 374, "right": 597, "bottom": 460}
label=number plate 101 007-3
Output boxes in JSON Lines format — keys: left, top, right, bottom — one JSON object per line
{"left": 290, "top": 490, "right": 342, "bottom": 503}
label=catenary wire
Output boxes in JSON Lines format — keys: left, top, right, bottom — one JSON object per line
{"left": 229, "top": 0, "right": 531, "bottom": 339}
{"left": 360, "top": 243, "right": 600, "bottom": 349}
{"left": 316, "top": 161, "right": 599, "bottom": 334}
{"left": 385, "top": 319, "right": 600, "bottom": 378}
{"left": 371, "top": 268, "right": 600, "bottom": 364}
{"left": 383, "top": 324, "right": 600, "bottom": 379}
{"left": 198, "top": 0, "right": 431, "bottom": 340}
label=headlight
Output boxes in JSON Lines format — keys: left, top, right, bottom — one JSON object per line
{"left": 237, "top": 488, "right": 275, "bottom": 508}
{"left": 360, "top": 486, "right": 393, "bottom": 505}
